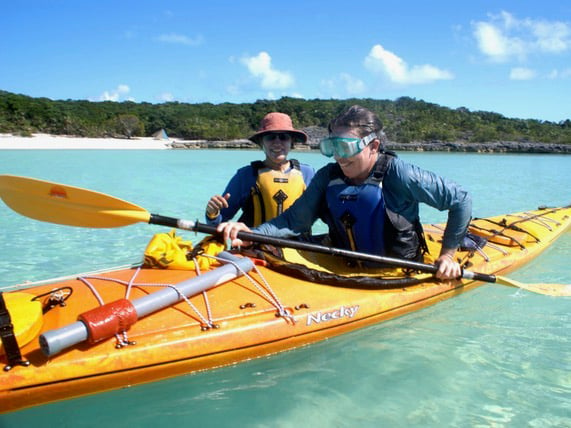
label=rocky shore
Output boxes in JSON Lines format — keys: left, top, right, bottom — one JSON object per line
{"left": 168, "top": 124, "right": 570, "bottom": 153}
{"left": 384, "top": 140, "right": 571, "bottom": 154}
{"left": 169, "top": 138, "right": 571, "bottom": 154}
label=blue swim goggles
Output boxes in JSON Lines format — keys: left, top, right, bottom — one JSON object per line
{"left": 319, "top": 132, "right": 378, "bottom": 158}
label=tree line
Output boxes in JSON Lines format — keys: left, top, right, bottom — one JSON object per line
{"left": 1, "top": 90, "right": 570, "bottom": 145}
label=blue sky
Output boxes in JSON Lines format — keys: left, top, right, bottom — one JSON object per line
{"left": 1, "top": 1, "right": 570, "bottom": 122}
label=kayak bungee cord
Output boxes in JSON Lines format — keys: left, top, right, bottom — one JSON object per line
{"left": 39, "top": 250, "right": 298, "bottom": 357}
{"left": 473, "top": 205, "right": 571, "bottom": 245}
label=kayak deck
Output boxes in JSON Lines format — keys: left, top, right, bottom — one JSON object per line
{"left": 1, "top": 206, "right": 570, "bottom": 413}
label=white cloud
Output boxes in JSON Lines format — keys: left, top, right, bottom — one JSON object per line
{"left": 510, "top": 67, "right": 536, "bottom": 80}
{"left": 364, "top": 44, "right": 453, "bottom": 85}
{"left": 99, "top": 93, "right": 116, "bottom": 101}
{"left": 94, "top": 84, "right": 131, "bottom": 102}
{"left": 548, "top": 68, "right": 571, "bottom": 79}
{"left": 473, "top": 21, "right": 525, "bottom": 62}
{"left": 158, "top": 92, "right": 175, "bottom": 102}
{"left": 340, "top": 73, "right": 366, "bottom": 94}
{"left": 240, "top": 51, "right": 294, "bottom": 90}
{"left": 533, "top": 21, "right": 570, "bottom": 53}
{"left": 473, "top": 11, "right": 571, "bottom": 62}
{"left": 321, "top": 73, "right": 366, "bottom": 96}
{"left": 156, "top": 33, "right": 204, "bottom": 46}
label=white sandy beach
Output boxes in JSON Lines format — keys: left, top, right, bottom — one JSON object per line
{"left": 0, "top": 133, "right": 171, "bottom": 150}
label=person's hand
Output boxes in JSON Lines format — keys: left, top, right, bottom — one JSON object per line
{"left": 206, "top": 193, "right": 230, "bottom": 218}
{"left": 216, "top": 221, "right": 253, "bottom": 247}
{"left": 435, "top": 250, "right": 461, "bottom": 280}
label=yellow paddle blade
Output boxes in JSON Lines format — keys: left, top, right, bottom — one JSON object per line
{"left": 495, "top": 275, "right": 571, "bottom": 297}
{"left": 0, "top": 175, "right": 151, "bottom": 228}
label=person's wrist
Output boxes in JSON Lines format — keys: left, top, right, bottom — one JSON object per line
{"left": 206, "top": 208, "right": 220, "bottom": 219}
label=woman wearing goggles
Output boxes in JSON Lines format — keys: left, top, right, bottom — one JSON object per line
{"left": 217, "top": 105, "right": 472, "bottom": 281}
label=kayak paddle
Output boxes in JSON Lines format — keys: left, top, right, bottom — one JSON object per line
{"left": 1, "top": 174, "right": 569, "bottom": 297}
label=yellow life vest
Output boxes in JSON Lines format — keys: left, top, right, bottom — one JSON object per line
{"left": 249, "top": 160, "right": 306, "bottom": 227}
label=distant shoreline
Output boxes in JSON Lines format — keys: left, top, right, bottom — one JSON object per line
{"left": 169, "top": 139, "right": 571, "bottom": 154}
{"left": 1, "top": 133, "right": 569, "bottom": 153}
{"left": 384, "top": 140, "right": 571, "bottom": 154}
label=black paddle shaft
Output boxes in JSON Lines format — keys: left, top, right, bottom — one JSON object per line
{"left": 148, "top": 214, "right": 498, "bottom": 284}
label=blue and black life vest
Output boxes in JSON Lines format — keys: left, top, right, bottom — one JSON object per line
{"left": 325, "top": 156, "right": 389, "bottom": 256}
{"left": 325, "top": 153, "right": 427, "bottom": 261}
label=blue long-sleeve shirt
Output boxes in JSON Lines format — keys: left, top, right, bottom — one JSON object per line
{"left": 205, "top": 161, "right": 315, "bottom": 225}
{"left": 255, "top": 155, "right": 472, "bottom": 251}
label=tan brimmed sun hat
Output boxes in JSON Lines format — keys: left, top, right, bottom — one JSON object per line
{"left": 249, "top": 112, "right": 308, "bottom": 145}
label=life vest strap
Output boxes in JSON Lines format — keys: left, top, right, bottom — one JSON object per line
{"left": 0, "top": 292, "right": 30, "bottom": 371}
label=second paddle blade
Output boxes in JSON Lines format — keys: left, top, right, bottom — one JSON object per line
{"left": 0, "top": 175, "right": 150, "bottom": 228}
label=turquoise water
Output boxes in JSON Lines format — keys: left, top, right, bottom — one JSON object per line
{"left": 0, "top": 150, "right": 570, "bottom": 427}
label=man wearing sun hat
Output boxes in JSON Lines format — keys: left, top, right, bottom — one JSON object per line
{"left": 205, "top": 112, "right": 315, "bottom": 227}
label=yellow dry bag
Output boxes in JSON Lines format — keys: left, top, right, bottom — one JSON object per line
{"left": 143, "top": 230, "right": 225, "bottom": 271}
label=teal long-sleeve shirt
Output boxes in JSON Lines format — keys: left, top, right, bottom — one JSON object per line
{"left": 254, "top": 154, "right": 472, "bottom": 251}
